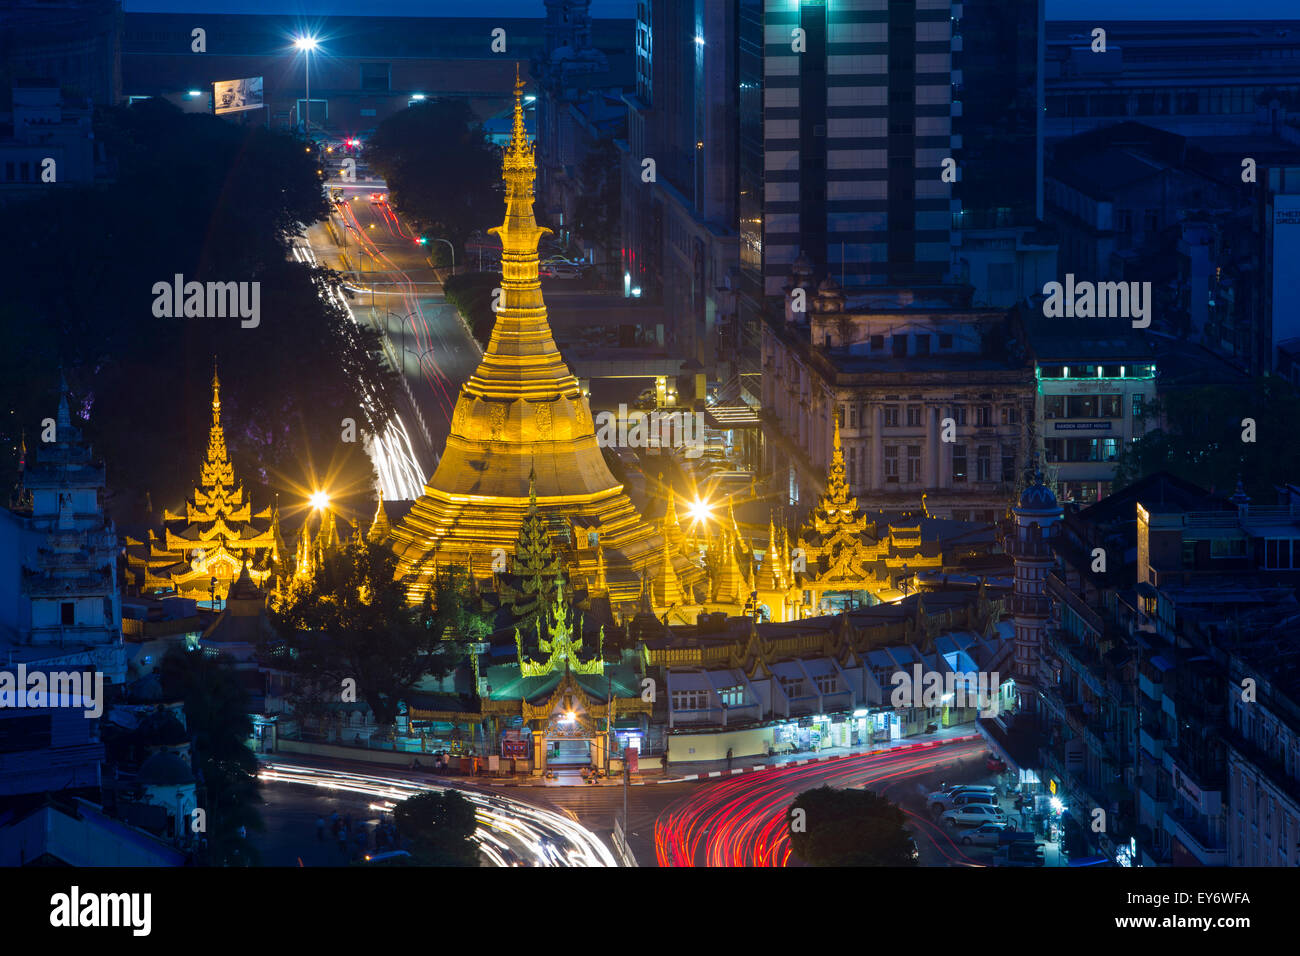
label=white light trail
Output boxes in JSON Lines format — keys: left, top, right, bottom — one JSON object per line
{"left": 258, "top": 762, "right": 618, "bottom": 867}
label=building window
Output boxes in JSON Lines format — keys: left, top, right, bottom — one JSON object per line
{"left": 815, "top": 674, "right": 838, "bottom": 695}
{"left": 848, "top": 405, "right": 858, "bottom": 428}
{"left": 906, "top": 405, "right": 922, "bottom": 427}
{"left": 1211, "top": 538, "right": 1247, "bottom": 559}
{"left": 61, "top": 602, "right": 75, "bottom": 626}
{"left": 360, "top": 62, "right": 391, "bottom": 92}
{"left": 975, "top": 405, "right": 993, "bottom": 427}
{"left": 915, "top": 335, "right": 931, "bottom": 355}
{"left": 1000, "top": 405, "right": 1019, "bottom": 425}
{"left": 949, "top": 406, "right": 967, "bottom": 426}
{"left": 939, "top": 333, "right": 953, "bottom": 349}
{"left": 883, "top": 405, "right": 900, "bottom": 428}
{"left": 672, "top": 690, "right": 711, "bottom": 712}
{"left": 1002, "top": 444, "right": 1017, "bottom": 482}
{"left": 976, "top": 446, "right": 992, "bottom": 481}
{"left": 892, "top": 335, "right": 908, "bottom": 357}
{"left": 907, "top": 445, "right": 922, "bottom": 483}
{"left": 719, "top": 685, "right": 745, "bottom": 707}
{"left": 871, "top": 334, "right": 884, "bottom": 351}
{"left": 885, "top": 445, "right": 900, "bottom": 482}
{"left": 1266, "top": 540, "right": 1295, "bottom": 570}
{"left": 952, "top": 444, "right": 967, "bottom": 482}
{"left": 1133, "top": 393, "right": 1145, "bottom": 420}
{"left": 1044, "top": 396, "right": 1064, "bottom": 419}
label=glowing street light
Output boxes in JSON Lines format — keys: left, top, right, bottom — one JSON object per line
{"left": 293, "top": 35, "right": 320, "bottom": 133}
{"left": 309, "top": 490, "right": 331, "bottom": 510}
{"left": 687, "top": 497, "right": 713, "bottom": 524}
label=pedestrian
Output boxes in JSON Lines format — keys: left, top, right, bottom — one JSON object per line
{"left": 726, "top": 747, "right": 733, "bottom": 771}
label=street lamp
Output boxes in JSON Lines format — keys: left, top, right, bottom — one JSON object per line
{"left": 293, "top": 35, "right": 319, "bottom": 133}
{"left": 404, "top": 346, "right": 438, "bottom": 378}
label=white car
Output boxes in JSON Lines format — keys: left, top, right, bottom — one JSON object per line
{"left": 957, "top": 822, "right": 1011, "bottom": 846}
{"left": 928, "top": 785, "right": 998, "bottom": 812}
{"left": 941, "top": 804, "right": 1007, "bottom": 828}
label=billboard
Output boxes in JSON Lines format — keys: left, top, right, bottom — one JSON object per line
{"left": 213, "top": 77, "right": 264, "bottom": 115}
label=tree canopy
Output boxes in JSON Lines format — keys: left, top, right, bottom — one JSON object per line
{"left": 0, "top": 98, "right": 395, "bottom": 525}
{"left": 393, "top": 789, "right": 480, "bottom": 866}
{"left": 1113, "top": 376, "right": 1300, "bottom": 498}
{"left": 159, "top": 647, "right": 263, "bottom": 866}
{"left": 267, "top": 540, "right": 459, "bottom": 727}
{"left": 364, "top": 99, "right": 501, "bottom": 249}
{"left": 787, "top": 786, "right": 917, "bottom": 867}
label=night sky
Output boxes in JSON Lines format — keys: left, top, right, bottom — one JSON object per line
{"left": 121, "top": 0, "right": 1300, "bottom": 20}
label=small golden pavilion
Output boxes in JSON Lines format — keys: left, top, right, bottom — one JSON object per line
{"left": 123, "top": 366, "right": 289, "bottom": 601}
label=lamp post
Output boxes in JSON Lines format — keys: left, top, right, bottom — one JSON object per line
{"left": 387, "top": 310, "right": 419, "bottom": 361}
{"left": 293, "top": 36, "right": 319, "bottom": 133}
{"left": 405, "top": 346, "right": 437, "bottom": 378}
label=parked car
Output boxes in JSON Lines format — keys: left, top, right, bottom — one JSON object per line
{"left": 957, "top": 822, "right": 1012, "bottom": 847}
{"left": 993, "top": 841, "right": 1045, "bottom": 866}
{"left": 940, "top": 804, "right": 1008, "bottom": 828}
{"left": 947, "top": 791, "right": 999, "bottom": 810}
{"left": 927, "top": 785, "right": 999, "bottom": 812}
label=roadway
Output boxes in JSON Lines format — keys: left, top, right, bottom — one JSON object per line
{"left": 255, "top": 760, "right": 617, "bottom": 867}
{"left": 250, "top": 736, "right": 996, "bottom": 867}
{"left": 651, "top": 736, "right": 992, "bottom": 866}
{"left": 302, "top": 164, "right": 485, "bottom": 498}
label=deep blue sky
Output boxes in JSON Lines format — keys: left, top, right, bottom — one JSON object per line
{"left": 122, "top": 0, "right": 1300, "bottom": 20}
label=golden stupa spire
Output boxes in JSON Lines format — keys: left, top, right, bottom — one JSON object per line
{"left": 367, "top": 489, "right": 392, "bottom": 543}
{"left": 190, "top": 357, "right": 243, "bottom": 525}
{"left": 826, "top": 414, "right": 849, "bottom": 505}
{"left": 386, "top": 67, "right": 666, "bottom": 604}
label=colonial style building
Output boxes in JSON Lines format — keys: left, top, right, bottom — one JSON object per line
{"left": 762, "top": 264, "right": 1035, "bottom": 522}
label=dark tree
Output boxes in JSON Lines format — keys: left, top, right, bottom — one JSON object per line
{"left": 787, "top": 786, "right": 917, "bottom": 867}
{"left": 159, "top": 648, "right": 263, "bottom": 866}
{"left": 0, "top": 98, "right": 396, "bottom": 525}
{"left": 268, "top": 540, "right": 458, "bottom": 727}
{"left": 1113, "top": 377, "right": 1300, "bottom": 498}
{"left": 572, "top": 136, "right": 622, "bottom": 266}
{"left": 365, "top": 99, "right": 501, "bottom": 249}
{"left": 393, "top": 789, "right": 480, "bottom": 866}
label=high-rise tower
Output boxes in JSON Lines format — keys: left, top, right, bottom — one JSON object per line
{"left": 390, "top": 72, "right": 665, "bottom": 604}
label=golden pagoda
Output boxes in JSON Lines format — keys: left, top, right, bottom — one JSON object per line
{"left": 389, "top": 68, "right": 664, "bottom": 604}
{"left": 123, "top": 365, "right": 284, "bottom": 601}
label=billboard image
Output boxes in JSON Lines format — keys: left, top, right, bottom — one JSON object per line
{"left": 213, "top": 76, "right": 263, "bottom": 115}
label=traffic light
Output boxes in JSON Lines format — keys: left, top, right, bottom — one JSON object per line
{"left": 418, "top": 236, "right": 428, "bottom": 246}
